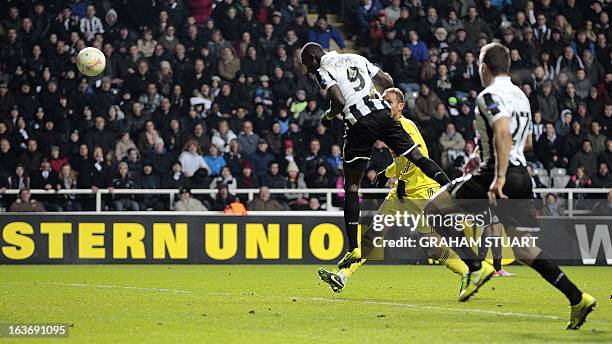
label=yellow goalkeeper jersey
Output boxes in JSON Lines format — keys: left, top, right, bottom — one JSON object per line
{"left": 384, "top": 117, "right": 439, "bottom": 199}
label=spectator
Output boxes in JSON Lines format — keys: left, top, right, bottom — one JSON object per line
{"left": 414, "top": 84, "right": 442, "bottom": 125}
{"left": 47, "top": 146, "right": 67, "bottom": 173}
{"left": 592, "top": 191, "right": 612, "bottom": 216}
{"left": 384, "top": 0, "right": 402, "bottom": 25}
{"left": 248, "top": 186, "right": 286, "bottom": 211}
{"left": 179, "top": 139, "right": 210, "bottom": 178}
{"left": 210, "top": 184, "right": 234, "bottom": 211}
{"left": 19, "top": 139, "right": 44, "bottom": 175}
{"left": 211, "top": 120, "right": 237, "bottom": 153}
{"left": 356, "top": 0, "right": 382, "bottom": 45}
{"left": 308, "top": 16, "right": 345, "bottom": 49}
{"left": 285, "top": 161, "right": 308, "bottom": 209}
{"left": 569, "top": 140, "right": 598, "bottom": 177}
{"left": 566, "top": 166, "right": 593, "bottom": 207}
{"left": 262, "top": 161, "right": 286, "bottom": 189}
{"left": 405, "top": 31, "right": 429, "bottom": 63}
{"left": 162, "top": 161, "right": 190, "bottom": 189}
{"left": 238, "top": 121, "right": 259, "bottom": 155}
{"left": 115, "top": 131, "right": 138, "bottom": 162}
{"left": 592, "top": 162, "right": 612, "bottom": 188}
{"left": 203, "top": 145, "right": 226, "bottom": 176}
{"left": 537, "top": 82, "right": 559, "bottom": 123}
{"left": 544, "top": 193, "right": 564, "bottom": 216}
{"left": 249, "top": 139, "right": 275, "bottom": 180}
{"left": 86, "top": 116, "right": 116, "bottom": 153}
{"left": 237, "top": 161, "right": 259, "bottom": 189}
{"left": 600, "top": 140, "right": 612, "bottom": 171}
{"left": 79, "top": 4, "right": 104, "bottom": 42}
{"left": 463, "top": 6, "right": 493, "bottom": 43}
{"left": 135, "top": 162, "right": 163, "bottom": 210}
{"left": 307, "top": 197, "right": 322, "bottom": 211}
{"left": 555, "top": 46, "right": 584, "bottom": 76}
{"left": 394, "top": 47, "right": 420, "bottom": 94}
{"left": 56, "top": 163, "right": 81, "bottom": 211}
{"left": 587, "top": 121, "right": 606, "bottom": 154}
{"left": 298, "top": 100, "right": 323, "bottom": 133}
{"left": 439, "top": 123, "right": 466, "bottom": 170}
{"left": 210, "top": 166, "right": 237, "bottom": 191}
{"left": 537, "top": 123, "right": 569, "bottom": 170}
{"left": 174, "top": 187, "right": 207, "bottom": 211}
{"left": 111, "top": 161, "right": 139, "bottom": 211}
{"left": 9, "top": 189, "right": 46, "bottom": 212}
{"left": 218, "top": 48, "right": 241, "bottom": 81}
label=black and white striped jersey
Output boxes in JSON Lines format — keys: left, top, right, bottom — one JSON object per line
{"left": 316, "top": 51, "right": 389, "bottom": 126}
{"left": 475, "top": 76, "right": 533, "bottom": 168}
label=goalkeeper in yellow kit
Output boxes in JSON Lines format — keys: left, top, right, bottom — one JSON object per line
{"left": 318, "top": 88, "right": 470, "bottom": 293}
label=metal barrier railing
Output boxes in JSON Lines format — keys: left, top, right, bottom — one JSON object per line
{"left": 1, "top": 187, "right": 610, "bottom": 215}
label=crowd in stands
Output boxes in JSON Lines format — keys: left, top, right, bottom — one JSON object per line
{"left": 0, "top": 0, "right": 610, "bottom": 212}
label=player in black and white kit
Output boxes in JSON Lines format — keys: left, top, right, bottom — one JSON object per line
{"left": 425, "top": 43, "right": 595, "bottom": 329}
{"left": 300, "top": 43, "right": 449, "bottom": 269}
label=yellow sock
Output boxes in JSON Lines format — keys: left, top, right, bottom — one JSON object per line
{"left": 438, "top": 247, "right": 469, "bottom": 276}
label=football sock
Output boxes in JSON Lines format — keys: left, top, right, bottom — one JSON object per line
{"left": 344, "top": 191, "right": 360, "bottom": 251}
{"left": 337, "top": 269, "right": 349, "bottom": 284}
{"left": 438, "top": 247, "right": 470, "bottom": 276}
{"left": 531, "top": 252, "right": 582, "bottom": 305}
{"left": 432, "top": 224, "right": 482, "bottom": 272}
{"left": 491, "top": 243, "right": 503, "bottom": 271}
{"left": 413, "top": 157, "right": 451, "bottom": 186}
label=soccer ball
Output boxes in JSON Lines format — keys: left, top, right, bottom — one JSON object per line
{"left": 76, "top": 47, "right": 106, "bottom": 77}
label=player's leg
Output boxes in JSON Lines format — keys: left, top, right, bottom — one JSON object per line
{"left": 424, "top": 174, "right": 495, "bottom": 301}
{"left": 336, "top": 122, "right": 375, "bottom": 269}
{"left": 319, "top": 194, "right": 402, "bottom": 292}
{"left": 498, "top": 170, "right": 595, "bottom": 329}
{"left": 381, "top": 114, "right": 450, "bottom": 186}
{"left": 488, "top": 223, "right": 514, "bottom": 276}
{"left": 507, "top": 226, "right": 596, "bottom": 329}
{"left": 423, "top": 178, "right": 485, "bottom": 271}
{"left": 478, "top": 221, "right": 512, "bottom": 276}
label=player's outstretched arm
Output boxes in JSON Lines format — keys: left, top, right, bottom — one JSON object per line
{"left": 372, "top": 70, "right": 394, "bottom": 90}
{"left": 322, "top": 84, "right": 345, "bottom": 127}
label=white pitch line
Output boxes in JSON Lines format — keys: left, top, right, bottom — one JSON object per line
{"left": 44, "top": 282, "right": 194, "bottom": 294}
{"left": 38, "top": 283, "right": 563, "bottom": 320}
{"left": 278, "top": 296, "right": 564, "bottom": 320}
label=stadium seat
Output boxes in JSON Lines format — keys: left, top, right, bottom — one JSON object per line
{"left": 550, "top": 168, "right": 567, "bottom": 178}
{"left": 553, "top": 175, "right": 571, "bottom": 188}
{"left": 538, "top": 175, "right": 551, "bottom": 188}
{"left": 533, "top": 168, "right": 548, "bottom": 177}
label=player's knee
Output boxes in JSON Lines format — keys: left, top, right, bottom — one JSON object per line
{"left": 514, "top": 245, "right": 541, "bottom": 264}
{"left": 406, "top": 147, "right": 424, "bottom": 162}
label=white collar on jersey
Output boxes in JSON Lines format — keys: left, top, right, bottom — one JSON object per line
{"left": 492, "top": 75, "right": 511, "bottom": 83}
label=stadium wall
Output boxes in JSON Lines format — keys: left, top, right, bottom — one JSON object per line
{"left": 0, "top": 214, "right": 610, "bottom": 265}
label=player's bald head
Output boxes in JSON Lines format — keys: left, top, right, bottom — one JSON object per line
{"left": 300, "top": 42, "right": 325, "bottom": 73}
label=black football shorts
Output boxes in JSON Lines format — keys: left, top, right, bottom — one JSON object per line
{"left": 343, "top": 109, "right": 417, "bottom": 170}
{"left": 447, "top": 166, "right": 539, "bottom": 229}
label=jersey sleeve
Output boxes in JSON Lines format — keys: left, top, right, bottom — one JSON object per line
{"left": 361, "top": 56, "right": 380, "bottom": 78}
{"left": 316, "top": 67, "right": 337, "bottom": 92}
{"left": 384, "top": 159, "right": 397, "bottom": 178}
{"left": 476, "top": 92, "right": 510, "bottom": 123}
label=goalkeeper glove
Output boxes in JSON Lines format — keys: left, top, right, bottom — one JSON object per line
{"left": 322, "top": 109, "right": 334, "bottom": 128}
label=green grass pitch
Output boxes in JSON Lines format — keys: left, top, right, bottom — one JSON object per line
{"left": 1, "top": 265, "right": 610, "bottom": 343}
